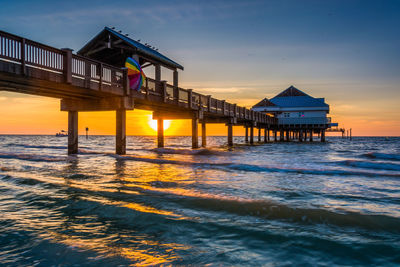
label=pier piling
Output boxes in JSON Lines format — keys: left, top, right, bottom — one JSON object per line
{"left": 116, "top": 109, "right": 126, "bottom": 155}
{"left": 201, "top": 120, "right": 206, "bottom": 147}
{"left": 192, "top": 117, "right": 199, "bottom": 148}
{"left": 227, "top": 123, "right": 233, "bottom": 146}
{"left": 250, "top": 126, "right": 254, "bottom": 144}
{"left": 157, "top": 118, "right": 164, "bottom": 148}
{"left": 264, "top": 128, "right": 268, "bottom": 143}
{"left": 68, "top": 111, "right": 78, "bottom": 154}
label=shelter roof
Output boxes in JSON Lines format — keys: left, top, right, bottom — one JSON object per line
{"left": 78, "top": 27, "right": 183, "bottom": 70}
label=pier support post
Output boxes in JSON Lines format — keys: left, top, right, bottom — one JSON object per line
{"left": 116, "top": 109, "right": 126, "bottom": 155}
{"left": 280, "top": 130, "right": 284, "bottom": 142}
{"left": 245, "top": 126, "right": 249, "bottom": 143}
{"left": 264, "top": 128, "right": 268, "bottom": 143}
{"left": 286, "top": 130, "right": 290, "bottom": 142}
{"left": 201, "top": 120, "right": 206, "bottom": 147}
{"left": 192, "top": 117, "right": 199, "bottom": 149}
{"left": 321, "top": 129, "right": 326, "bottom": 142}
{"left": 274, "top": 130, "right": 277, "bottom": 142}
{"left": 299, "top": 130, "right": 304, "bottom": 142}
{"left": 68, "top": 111, "right": 78, "bottom": 155}
{"left": 250, "top": 126, "right": 254, "bottom": 144}
{"left": 258, "top": 127, "right": 261, "bottom": 142}
{"left": 157, "top": 118, "right": 164, "bottom": 148}
{"left": 309, "top": 130, "right": 313, "bottom": 142}
{"left": 227, "top": 123, "right": 233, "bottom": 147}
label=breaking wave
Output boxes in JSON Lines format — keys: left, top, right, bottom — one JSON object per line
{"left": 152, "top": 147, "right": 230, "bottom": 156}
{"left": 6, "top": 144, "right": 67, "bottom": 150}
{"left": 337, "top": 160, "right": 400, "bottom": 171}
{"left": 364, "top": 152, "right": 400, "bottom": 161}
{"left": 0, "top": 152, "right": 68, "bottom": 162}
{"left": 113, "top": 154, "right": 400, "bottom": 177}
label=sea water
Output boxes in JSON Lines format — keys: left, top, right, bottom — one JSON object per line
{"left": 0, "top": 136, "right": 399, "bottom": 266}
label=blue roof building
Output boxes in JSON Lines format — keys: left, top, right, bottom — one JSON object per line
{"left": 252, "top": 86, "right": 336, "bottom": 127}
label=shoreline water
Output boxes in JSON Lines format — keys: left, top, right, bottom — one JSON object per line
{"left": 0, "top": 136, "right": 399, "bottom": 265}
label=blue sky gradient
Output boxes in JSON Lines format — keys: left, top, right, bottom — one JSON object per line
{"left": 1, "top": 0, "right": 399, "bottom": 134}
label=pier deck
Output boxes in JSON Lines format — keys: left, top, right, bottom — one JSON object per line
{"left": 0, "top": 30, "right": 328, "bottom": 154}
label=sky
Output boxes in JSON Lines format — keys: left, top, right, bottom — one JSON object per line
{"left": 0, "top": 0, "right": 399, "bottom": 136}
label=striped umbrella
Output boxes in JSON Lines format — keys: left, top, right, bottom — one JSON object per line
{"left": 125, "top": 57, "right": 146, "bottom": 91}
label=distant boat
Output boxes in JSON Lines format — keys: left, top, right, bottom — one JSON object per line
{"left": 56, "top": 130, "right": 67, "bottom": 137}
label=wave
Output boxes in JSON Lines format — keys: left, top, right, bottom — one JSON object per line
{"left": 0, "top": 152, "right": 68, "bottom": 162}
{"left": 152, "top": 147, "right": 230, "bottom": 156}
{"left": 337, "top": 160, "right": 400, "bottom": 171}
{"left": 6, "top": 144, "right": 67, "bottom": 150}
{"left": 364, "top": 152, "right": 400, "bottom": 161}
{"left": 168, "top": 195, "right": 400, "bottom": 232}
{"left": 112, "top": 154, "right": 400, "bottom": 177}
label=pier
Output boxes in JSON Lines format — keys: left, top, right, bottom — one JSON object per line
{"left": 0, "top": 28, "right": 331, "bottom": 155}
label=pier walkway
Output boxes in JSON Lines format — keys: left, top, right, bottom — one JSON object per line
{"left": 0, "top": 29, "right": 281, "bottom": 154}
{"left": 0, "top": 29, "right": 332, "bottom": 155}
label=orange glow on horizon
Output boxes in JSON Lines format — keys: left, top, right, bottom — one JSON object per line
{"left": 0, "top": 92, "right": 399, "bottom": 136}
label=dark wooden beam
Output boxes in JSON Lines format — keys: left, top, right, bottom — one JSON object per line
{"left": 61, "top": 97, "right": 134, "bottom": 112}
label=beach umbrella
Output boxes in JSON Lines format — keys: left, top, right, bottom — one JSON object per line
{"left": 125, "top": 57, "right": 146, "bottom": 91}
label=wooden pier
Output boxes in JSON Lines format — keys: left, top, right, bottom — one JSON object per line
{"left": 0, "top": 29, "right": 329, "bottom": 155}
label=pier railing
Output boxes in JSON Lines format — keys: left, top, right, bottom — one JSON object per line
{"left": 0, "top": 30, "right": 276, "bottom": 125}
{"left": 278, "top": 117, "right": 331, "bottom": 125}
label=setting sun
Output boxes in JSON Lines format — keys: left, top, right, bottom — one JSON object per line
{"left": 148, "top": 118, "right": 172, "bottom": 132}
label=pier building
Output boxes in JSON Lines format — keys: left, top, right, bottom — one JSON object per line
{"left": 252, "top": 86, "right": 338, "bottom": 142}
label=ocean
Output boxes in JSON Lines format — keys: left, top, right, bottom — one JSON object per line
{"left": 0, "top": 135, "right": 399, "bottom": 266}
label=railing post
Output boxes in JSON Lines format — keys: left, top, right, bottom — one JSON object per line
{"left": 188, "top": 89, "right": 193, "bottom": 109}
{"left": 207, "top": 95, "right": 212, "bottom": 112}
{"left": 145, "top": 79, "right": 149, "bottom": 99}
{"left": 174, "top": 86, "right": 179, "bottom": 105}
{"left": 20, "top": 38, "right": 26, "bottom": 75}
{"left": 173, "top": 69, "right": 178, "bottom": 87}
{"left": 221, "top": 100, "right": 226, "bottom": 115}
{"left": 123, "top": 68, "right": 130, "bottom": 95}
{"left": 85, "top": 61, "right": 91, "bottom": 88}
{"left": 99, "top": 63, "right": 103, "bottom": 91}
{"left": 161, "top": 81, "right": 167, "bottom": 103}
{"left": 62, "top": 48, "right": 73, "bottom": 84}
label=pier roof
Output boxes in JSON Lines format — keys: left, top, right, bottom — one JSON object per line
{"left": 270, "top": 96, "right": 328, "bottom": 107}
{"left": 275, "top": 86, "right": 308, "bottom": 97}
{"left": 253, "top": 98, "right": 276, "bottom": 107}
{"left": 78, "top": 27, "right": 184, "bottom": 70}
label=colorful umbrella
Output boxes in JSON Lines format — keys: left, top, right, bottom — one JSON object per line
{"left": 125, "top": 57, "right": 146, "bottom": 91}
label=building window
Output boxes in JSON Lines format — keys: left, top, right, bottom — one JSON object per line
{"left": 284, "top": 112, "right": 290, "bottom": 118}
{"left": 298, "top": 112, "right": 305, "bottom": 117}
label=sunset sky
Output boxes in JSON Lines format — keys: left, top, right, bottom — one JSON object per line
{"left": 0, "top": 0, "right": 399, "bottom": 136}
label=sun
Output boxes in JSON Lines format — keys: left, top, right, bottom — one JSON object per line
{"left": 149, "top": 118, "right": 172, "bottom": 132}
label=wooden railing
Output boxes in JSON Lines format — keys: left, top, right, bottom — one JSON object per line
{"left": 0, "top": 30, "right": 125, "bottom": 94}
{"left": 0, "top": 30, "right": 276, "bottom": 125}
